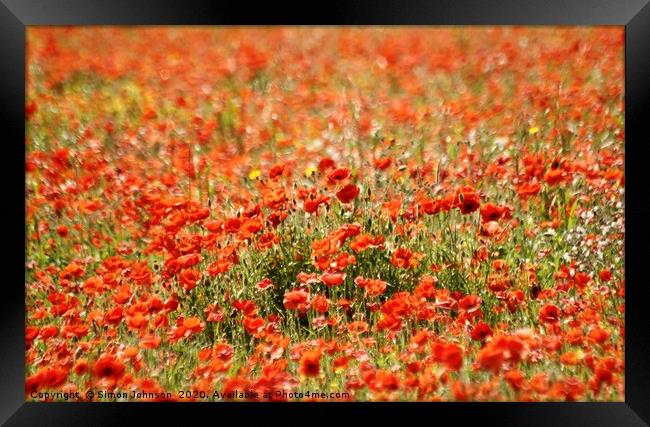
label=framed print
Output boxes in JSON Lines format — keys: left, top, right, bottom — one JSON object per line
{"left": 1, "top": 0, "right": 649, "bottom": 425}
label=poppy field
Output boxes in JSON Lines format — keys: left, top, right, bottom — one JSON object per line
{"left": 25, "top": 27, "right": 625, "bottom": 402}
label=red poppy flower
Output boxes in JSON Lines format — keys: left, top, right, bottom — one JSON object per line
{"left": 336, "top": 184, "right": 360, "bottom": 203}
{"left": 390, "top": 247, "right": 423, "bottom": 269}
{"left": 321, "top": 272, "right": 346, "bottom": 287}
{"left": 599, "top": 269, "right": 612, "bottom": 282}
{"left": 56, "top": 225, "right": 68, "bottom": 237}
{"left": 183, "top": 317, "right": 205, "bottom": 333}
{"left": 242, "top": 316, "right": 265, "bottom": 336}
{"left": 516, "top": 182, "right": 541, "bottom": 199}
{"left": 432, "top": 341, "right": 463, "bottom": 371}
{"left": 304, "top": 194, "right": 330, "bottom": 213}
{"left": 92, "top": 353, "right": 126, "bottom": 382}
{"left": 479, "top": 203, "right": 511, "bottom": 223}
{"left": 373, "top": 158, "right": 392, "bottom": 170}
{"left": 204, "top": 304, "right": 225, "bottom": 322}
{"left": 178, "top": 268, "right": 202, "bottom": 291}
{"left": 455, "top": 186, "right": 481, "bottom": 214}
{"left": 458, "top": 295, "right": 481, "bottom": 313}
{"left": 299, "top": 350, "right": 321, "bottom": 377}
{"left": 327, "top": 167, "right": 350, "bottom": 184}
{"left": 539, "top": 304, "right": 561, "bottom": 324}
{"left": 283, "top": 289, "right": 310, "bottom": 311}
{"left": 470, "top": 322, "right": 493, "bottom": 341}
{"left": 544, "top": 168, "right": 565, "bottom": 185}
{"left": 256, "top": 278, "right": 274, "bottom": 290}
{"left": 348, "top": 320, "right": 369, "bottom": 335}
{"left": 311, "top": 295, "right": 329, "bottom": 313}
{"left": 318, "top": 157, "right": 335, "bottom": 172}
{"left": 354, "top": 276, "right": 388, "bottom": 297}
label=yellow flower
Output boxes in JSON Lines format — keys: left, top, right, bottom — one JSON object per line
{"left": 304, "top": 166, "right": 317, "bottom": 177}
{"left": 528, "top": 126, "right": 539, "bottom": 135}
{"left": 248, "top": 169, "right": 262, "bottom": 180}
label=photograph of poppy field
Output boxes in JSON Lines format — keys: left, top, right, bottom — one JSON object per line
{"left": 25, "top": 27, "right": 625, "bottom": 402}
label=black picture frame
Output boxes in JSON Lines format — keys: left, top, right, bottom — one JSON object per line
{"left": 2, "top": 1, "right": 649, "bottom": 425}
